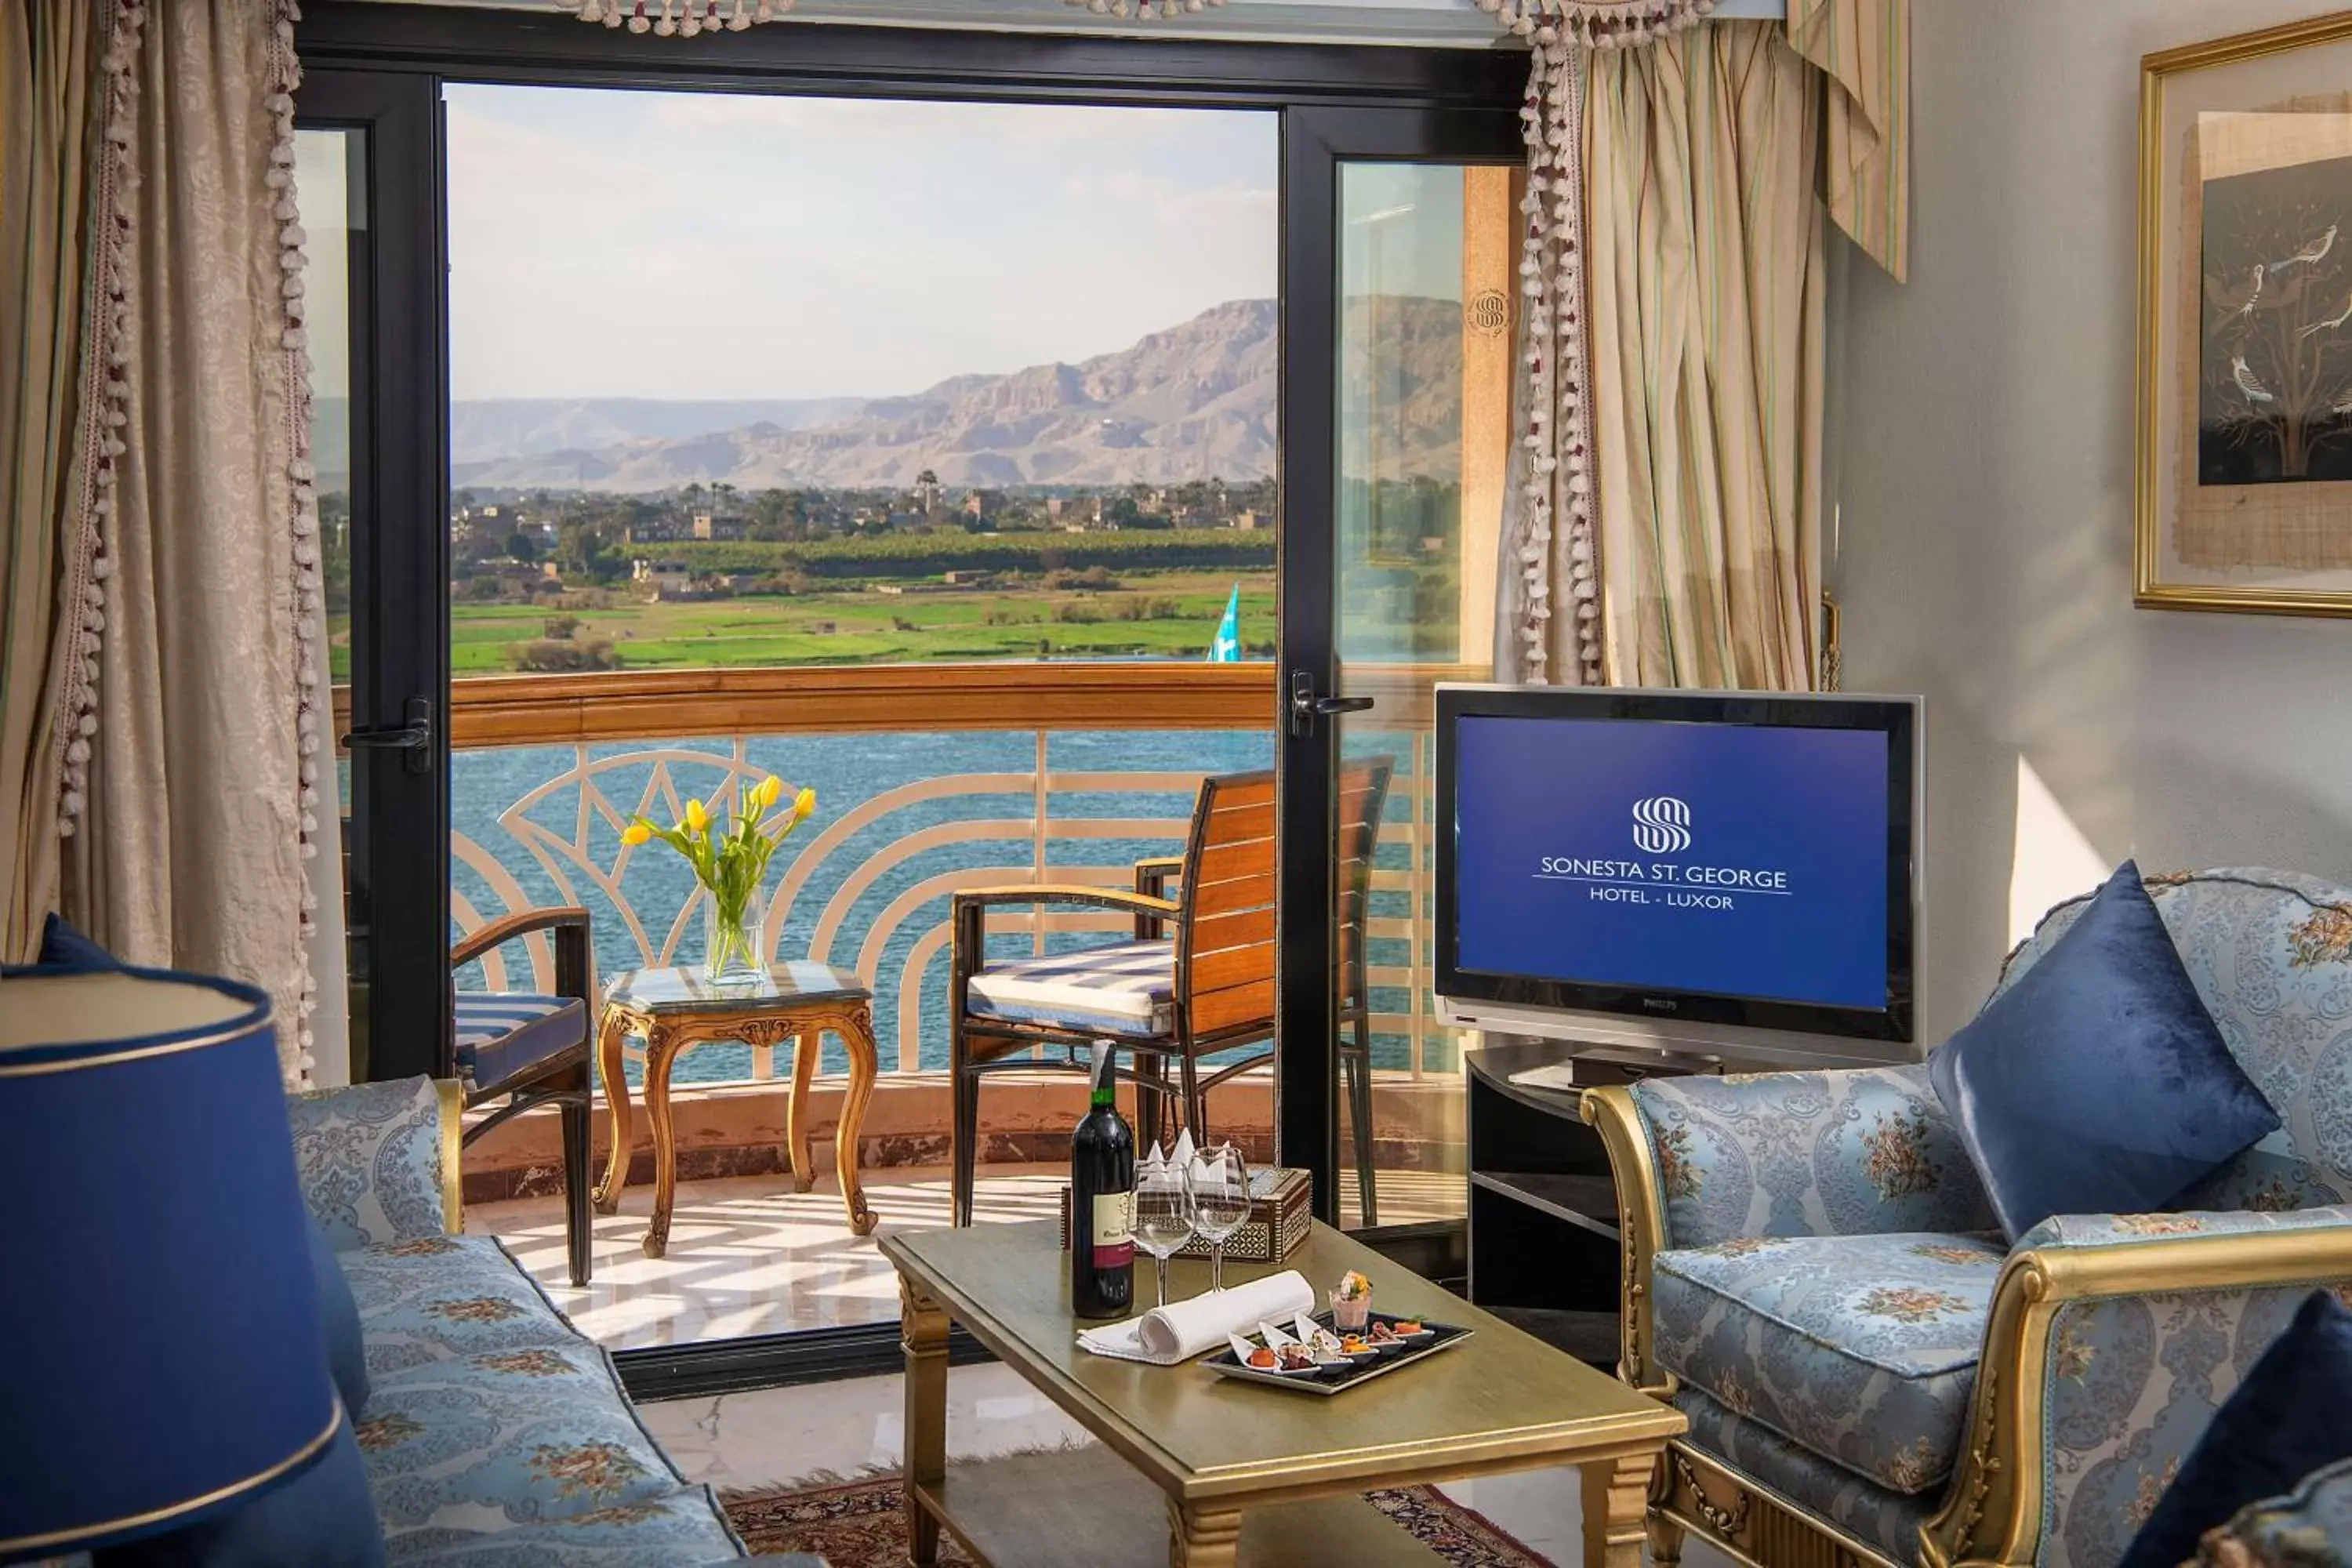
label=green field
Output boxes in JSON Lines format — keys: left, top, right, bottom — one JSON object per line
{"left": 330, "top": 572, "right": 1276, "bottom": 678}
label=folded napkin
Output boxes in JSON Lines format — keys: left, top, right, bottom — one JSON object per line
{"left": 1076, "top": 1269, "right": 1316, "bottom": 1367}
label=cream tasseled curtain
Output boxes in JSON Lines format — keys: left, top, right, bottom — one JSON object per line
{"left": 0, "top": 0, "right": 105, "bottom": 960}
{"left": 57, "top": 0, "right": 328, "bottom": 1080}
{"left": 1495, "top": 0, "right": 1907, "bottom": 693}
{"left": 1585, "top": 22, "right": 1824, "bottom": 689}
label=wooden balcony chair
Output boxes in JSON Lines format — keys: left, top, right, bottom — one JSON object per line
{"left": 451, "top": 908, "right": 598, "bottom": 1287}
{"left": 949, "top": 756, "right": 1395, "bottom": 1227}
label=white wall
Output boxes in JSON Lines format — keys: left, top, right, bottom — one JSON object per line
{"left": 1836, "top": 0, "right": 2352, "bottom": 1040}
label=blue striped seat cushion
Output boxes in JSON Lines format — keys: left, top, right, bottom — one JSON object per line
{"left": 965, "top": 939, "right": 1175, "bottom": 1039}
{"left": 452, "top": 992, "right": 586, "bottom": 1091}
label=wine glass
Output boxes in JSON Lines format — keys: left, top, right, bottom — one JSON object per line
{"left": 1133, "top": 1152, "right": 1196, "bottom": 1309}
{"left": 1190, "top": 1142, "right": 1250, "bottom": 1293}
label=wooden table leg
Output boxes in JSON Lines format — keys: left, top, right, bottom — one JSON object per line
{"left": 786, "top": 1025, "right": 818, "bottom": 1195}
{"left": 1581, "top": 1450, "right": 1657, "bottom": 1568}
{"left": 592, "top": 1007, "right": 633, "bottom": 1215}
{"left": 900, "top": 1272, "right": 949, "bottom": 1568}
{"left": 1166, "top": 1498, "right": 1243, "bottom": 1568}
{"left": 835, "top": 1001, "right": 879, "bottom": 1236}
{"left": 642, "top": 1023, "right": 681, "bottom": 1259}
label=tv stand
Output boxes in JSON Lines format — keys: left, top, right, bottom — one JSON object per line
{"left": 1465, "top": 1037, "right": 1721, "bottom": 1367}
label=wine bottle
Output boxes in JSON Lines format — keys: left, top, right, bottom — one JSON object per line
{"left": 1070, "top": 1040, "right": 1135, "bottom": 1319}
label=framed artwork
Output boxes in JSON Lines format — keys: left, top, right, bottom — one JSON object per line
{"left": 2138, "top": 11, "right": 2352, "bottom": 615}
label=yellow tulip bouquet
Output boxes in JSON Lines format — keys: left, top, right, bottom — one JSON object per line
{"left": 623, "top": 775, "right": 815, "bottom": 983}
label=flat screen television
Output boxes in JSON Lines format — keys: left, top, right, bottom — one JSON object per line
{"left": 1435, "top": 684, "right": 1923, "bottom": 1068}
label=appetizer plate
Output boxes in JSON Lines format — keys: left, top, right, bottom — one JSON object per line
{"left": 1203, "top": 1311, "right": 1471, "bottom": 1396}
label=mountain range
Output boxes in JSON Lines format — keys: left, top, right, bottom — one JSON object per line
{"left": 429, "top": 296, "right": 1466, "bottom": 494}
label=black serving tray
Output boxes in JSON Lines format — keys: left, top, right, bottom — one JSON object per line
{"left": 1202, "top": 1311, "right": 1472, "bottom": 1396}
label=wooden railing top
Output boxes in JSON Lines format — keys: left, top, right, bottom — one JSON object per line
{"left": 332, "top": 660, "right": 1491, "bottom": 751}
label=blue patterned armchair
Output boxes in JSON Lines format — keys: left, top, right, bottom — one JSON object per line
{"left": 1581, "top": 869, "right": 2352, "bottom": 1568}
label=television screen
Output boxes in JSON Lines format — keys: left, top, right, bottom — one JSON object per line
{"left": 1453, "top": 716, "right": 1889, "bottom": 1008}
{"left": 1436, "top": 687, "right": 1919, "bottom": 1048}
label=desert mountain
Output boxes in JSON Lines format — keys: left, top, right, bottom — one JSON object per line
{"left": 443, "top": 296, "right": 1465, "bottom": 493}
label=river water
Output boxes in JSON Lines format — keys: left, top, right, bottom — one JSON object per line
{"left": 446, "top": 728, "right": 1440, "bottom": 1085}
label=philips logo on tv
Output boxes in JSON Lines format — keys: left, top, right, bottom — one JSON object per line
{"left": 1629, "top": 796, "right": 1692, "bottom": 855}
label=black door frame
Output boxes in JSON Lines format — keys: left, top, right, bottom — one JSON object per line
{"left": 297, "top": 68, "right": 449, "bottom": 1085}
{"left": 1276, "top": 107, "right": 1522, "bottom": 1231}
{"left": 296, "top": 0, "right": 1522, "bottom": 1381}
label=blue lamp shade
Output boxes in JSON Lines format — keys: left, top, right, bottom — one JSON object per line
{"left": 0, "top": 967, "right": 339, "bottom": 1559}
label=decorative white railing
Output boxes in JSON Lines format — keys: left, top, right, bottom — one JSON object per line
{"left": 435, "top": 663, "right": 1457, "bottom": 1086}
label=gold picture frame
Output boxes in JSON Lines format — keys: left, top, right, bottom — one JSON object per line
{"left": 2137, "top": 10, "right": 2352, "bottom": 615}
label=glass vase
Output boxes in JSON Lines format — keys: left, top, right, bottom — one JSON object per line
{"left": 702, "top": 895, "right": 768, "bottom": 986}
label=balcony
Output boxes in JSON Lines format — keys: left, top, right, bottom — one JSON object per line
{"left": 434, "top": 661, "right": 1475, "bottom": 1350}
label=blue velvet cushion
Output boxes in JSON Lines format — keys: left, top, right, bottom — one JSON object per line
{"left": 2118, "top": 1289, "right": 2352, "bottom": 1568}
{"left": 1929, "top": 860, "right": 2278, "bottom": 1241}
{"left": 39, "top": 913, "right": 118, "bottom": 969}
{"left": 97, "top": 1410, "right": 386, "bottom": 1567}
{"left": 309, "top": 1220, "right": 370, "bottom": 1417}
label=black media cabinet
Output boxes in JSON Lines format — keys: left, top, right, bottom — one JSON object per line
{"left": 1464, "top": 1039, "right": 1719, "bottom": 1368}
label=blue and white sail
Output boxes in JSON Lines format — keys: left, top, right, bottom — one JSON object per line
{"left": 1208, "top": 585, "right": 1242, "bottom": 662}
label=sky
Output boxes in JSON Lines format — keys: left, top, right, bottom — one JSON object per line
{"left": 442, "top": 85, "right": 1282, "bottom": 403}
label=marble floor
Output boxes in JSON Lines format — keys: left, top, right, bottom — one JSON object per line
{"left": 469, "top": 1163, "right": 1465, "bottom": 1352}
{"left": 638, "top": 1365, "right": 1736, "bottom": 1568}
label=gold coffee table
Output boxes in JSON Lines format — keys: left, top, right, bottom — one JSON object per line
{"left": 593, "top": 962, "right": 879, "bottom": 1257}
{"left": 880, "top": 1219, "right": 1683, "bottom": 1568}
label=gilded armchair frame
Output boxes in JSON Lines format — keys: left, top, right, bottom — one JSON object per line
{"left": 1583, "top": 1086, "right": 2352, "bottom": 1568}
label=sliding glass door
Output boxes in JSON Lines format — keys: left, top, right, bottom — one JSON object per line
{"left": 1275, "top": 112, "right": 1521, "bottom": 1239}
{"left": 297, "top": 70, "right": 448, "bottom": 1086}
{"left": 300, "top": 0, "right": 1522, "bottom": 1379}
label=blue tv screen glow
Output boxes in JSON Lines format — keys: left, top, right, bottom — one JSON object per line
{"left": 1451, "top": 713, "right": 1893, "bottom": 1011}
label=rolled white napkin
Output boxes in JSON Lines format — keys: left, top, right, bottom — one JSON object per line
{"left": 1076, "top": 1269, "right": 1317, "bottom": 1366}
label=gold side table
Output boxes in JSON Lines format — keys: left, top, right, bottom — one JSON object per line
{"left": 592, "top": 961, "right": 879, "bottom": 1258}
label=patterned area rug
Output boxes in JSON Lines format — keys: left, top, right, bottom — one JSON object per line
{"left": 722, "top": 1471, "right": 1554, "bottom": 1566}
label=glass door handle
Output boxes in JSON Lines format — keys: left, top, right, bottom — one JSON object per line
{"left": 1288, "top": 671, "right": 1373, "bottom": 736}
{"left": 341, "top": 696, "right": 434, "bottom": 775}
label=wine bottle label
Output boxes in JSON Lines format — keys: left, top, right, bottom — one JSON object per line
{"left": 1090, "top": 1191, "right": 1134, "bottom": 1269}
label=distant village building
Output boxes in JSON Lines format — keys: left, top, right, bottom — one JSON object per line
{"left": 943, "top": 570, "right": 993, "bottom": 588}
{"left": 1233, "top": 510, "right": 1264, "bottom": 532}
{"left": 631, "top": 559, "right": 694, "bottom": 597}
{"left": 691, "top": 511, "right": 743, "bottom": 542}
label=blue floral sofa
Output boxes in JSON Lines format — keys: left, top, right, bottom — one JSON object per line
{"left": 288, "top": 1076, "right": 812, "bottom": 1566}
{"left": 1581, "top": 869, "right": 2352, "bottom": 1568}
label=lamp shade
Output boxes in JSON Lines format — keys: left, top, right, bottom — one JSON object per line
{"left": 0, "top": 967, "right": 338, "bottom": 1559}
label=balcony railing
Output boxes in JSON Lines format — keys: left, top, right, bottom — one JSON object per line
{"left": 428, "top": 662, "right": 1469, "bottom": 1087}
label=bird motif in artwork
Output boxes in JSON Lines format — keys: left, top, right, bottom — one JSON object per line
{"left": 2233, "top": 354, "right": 2277, "bottom": 404}
{"left": 2299, "top": 291, "right": 2352, "bottom": 339}
{"left": 2267, "top": 223, "right": 2340, "bottom": 278}
{"left": 2227, "top": 263, "right": 2267, "bottom": 318}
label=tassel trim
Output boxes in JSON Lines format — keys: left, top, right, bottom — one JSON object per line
{"left": 554, "top": 0, "right": 795, "bottom": 31}
{"left": 269, "top": 0, "right": 321, "bottom": 1088}
{"left": 56, "top": 1, "right": 144, "bottom": 839}
{"left": 1479, "top": 0, "right": 1717, "bottom": 49}
{"left": 1512, "top": 40, "right": 1604, "bottom": 686}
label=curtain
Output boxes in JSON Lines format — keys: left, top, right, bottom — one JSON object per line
{"left": 1490, "top": 2, "right": 1904, "bottom": 691}
{"left": 1584, "top": 22, "right": 1824, "bottom": 690}
{"left": 1788, "top": 0, "right": 1908, "bottom": 282}
{"left": 0, "top": 0, "right": 108, "bottom": 962}
{"left": 60, "top": 0, "right": 328, "bottom": 1083}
